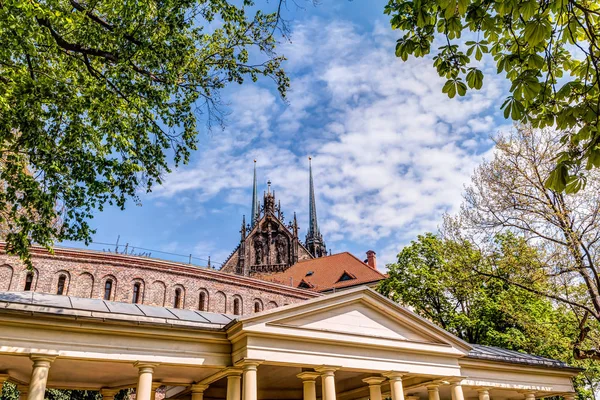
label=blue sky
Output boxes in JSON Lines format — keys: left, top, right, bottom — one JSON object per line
{"left": 65, "top": 0, "right": 513, "bottom": 270}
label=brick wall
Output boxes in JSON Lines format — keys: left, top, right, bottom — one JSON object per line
{"left": 0, "top": 246, "right": 319, "bottom": 316}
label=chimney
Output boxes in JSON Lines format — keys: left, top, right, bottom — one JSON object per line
{"left": 366, "top": 250, "right": 376, "bottom": 269}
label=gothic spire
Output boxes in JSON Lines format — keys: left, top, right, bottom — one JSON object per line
{"left": 251, "top": 160, "right": 259, "bottom": 227}
{"left": 305, "top": 157, "right": 327, "bottom": 258}
{"left": 308, "top": 157, "right": 319, "bottom": 238}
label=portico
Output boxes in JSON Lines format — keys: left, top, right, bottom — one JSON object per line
{"left": 0, "top": 288, "right": 579, "bottom": 400}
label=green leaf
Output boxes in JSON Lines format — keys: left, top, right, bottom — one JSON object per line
{"left": 443, "top": 79, "right": 457, "bottom": 98}
{"left": 544, "top": 164, "right": 569, "bottom": 192}
{"left": 467, "top": 69, "right": 484, "bottom": 89}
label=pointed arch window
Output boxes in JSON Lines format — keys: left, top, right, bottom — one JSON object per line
{"left": 132, "top": 283, "right": 141, "bottom": 304}
{"left": 24, "top": 272, "right": 33, "bottom": 291}
{"left": 104, "top": 279, "right": 113, "bottom": 300}
{"left": 57, "top": 275, "right": 66, "bottom": 295}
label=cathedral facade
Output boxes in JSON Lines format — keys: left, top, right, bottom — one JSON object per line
{"left": 221, "top": 159, "right": 327, "bottom": 276}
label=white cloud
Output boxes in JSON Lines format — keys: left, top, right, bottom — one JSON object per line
{"left": 152, "top": 17, "right": 507, "bottom": 264}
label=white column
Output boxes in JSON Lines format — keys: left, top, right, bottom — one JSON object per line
{"left": 297, "top": 372, "right": 320, "bottom": 400}
{"left": 315, "top": 367, "right": 338, "bottom": 400}
{"left": 427, "top": 385, "right": 440, "bottom": 400}
{"left": 362, "top": 377, "right": 386, "bottom": 400}
{"left": 28, "top": 355, "right": 56, "bottom": 400}
{"left": 100, "top": 389, "right": 119, "bottom": 400}
{"left": 242, "top": 361, "right": 261, "bottom": 400}
{"left": 450, "top": 383, "right": 465, "bottom": 400}
{"left": 383, "top": 373, "right": 405, "bottom": 400}
{"left": 18, "top": 385, "right": 29, "bottom": 400}
{"left": 134, "top": 362, "right": 158, "bottom": 400}
{"left": 226, "top": 373, "right": 242, "bottom": 400}
{"left": 478, "top": 388, "right": 491, "bottom": 400}
{"left": 190, "top": 384, "right": 209, "bottom": 400}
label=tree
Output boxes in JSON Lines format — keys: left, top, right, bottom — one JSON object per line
{"left": 378, "top": 232, "right": 599, "bottom": 398}
{"left": 378, "top": 232, "right": 565, "bottom": 352}
{"left": 452, "top": 126, "right": 600, "bottom": 361}
{"left": 384, "top": 0, "right": 600, "bottom": 192}
{"left": 0, "top": 0, "right": 290, "bottom": 266}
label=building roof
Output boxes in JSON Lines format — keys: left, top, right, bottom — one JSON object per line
{"left": 0, "top": 291, "right": 233, "bottom": 329}
{"left": 0, "top": 290, "right": 578, "bottom": 372}
{"left": 257, "top": 252, "right": 387, "bottom": 292}
{"left": 467, "top": 344, "right": 577, "bottom": 370}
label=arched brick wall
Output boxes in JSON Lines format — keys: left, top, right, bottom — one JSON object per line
{"left": 266, "top": 301, "right": 278, "bottom": 310}
{"left": 213, "top": 291, "right": 227, "bottom": 314}
{"left": 75, "top": 272, "right": 94, "bottom": 298}
{"left": 0, "top": 247, "right": 318, "bottom": 315}
{"left": 149, "top": 280, "right": 166, "bottom": 307}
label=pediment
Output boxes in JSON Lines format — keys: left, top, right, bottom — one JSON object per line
{"left": 236, "top": 287, "right": 472, "bottom": 354}
{"left": 271, "top": 300, "right": 443, "bottom": 344}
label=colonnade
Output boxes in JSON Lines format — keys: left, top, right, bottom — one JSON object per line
{"left": 5, "top": 355, "right": 575, "bottom": 400}
{"left": 5, "top": 355, "right": 167, "bottom": 400}
{"left": 294, "top": 367, "right": 459, "bottom": 400}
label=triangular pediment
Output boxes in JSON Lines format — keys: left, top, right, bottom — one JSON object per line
{"left": 234, "top": 287, "right": 472, "bottom": 354}
{"left": 272, "top": 300, "right": 439, "bottom": 343}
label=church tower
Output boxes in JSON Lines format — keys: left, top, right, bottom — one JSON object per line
{"left": 305, "top": 157, "right": 327, "bottom": 258}
{"left": 220, "top": 160, "right": 323, "bottom": 275}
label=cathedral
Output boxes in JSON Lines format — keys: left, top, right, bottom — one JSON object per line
{"left": 221, "top": 158, "right": 328, "bottom": 276}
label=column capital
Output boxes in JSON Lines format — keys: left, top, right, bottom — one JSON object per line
{"left": 134, "top": 362, "right": 159, "bottom": 373}
{"left": 236, "top": 359, "right": 263, "bottom": 371}
{"left": 297, "top": 372, "right": 321, "bottom": 381}
{"left": 235, "top": 359, "right": 264, "bottom": 367}
{"left": 562, "top": 394, "right": 576, "bottom": 400}
{"left": 406, "top": 396, "right": 421, "bottom": 400}
{"left": 382, "top": 371, "right": 408, "bottom": 381}
{"left": 447, "top": 377, "right": 466, "bottom": 385}
{"left": 314, "top": 366, "right": 340, "bottom": 376}
{"left": 223, "top": 367, "right": 243, "bottom": 377}
{"left": 477, "top": 388, "right": 492, "bottom": 393}
{"left": 30, "top": 354, "right": 57, "bottom": 366}
{"left": 426, "top": 384, "right": 440, "bottom": 391}
{"left": 191, "top": 383, "right": 210, "bottom": 393}
{"left": 362, "top": 377, "right": 387, "bottom": 386}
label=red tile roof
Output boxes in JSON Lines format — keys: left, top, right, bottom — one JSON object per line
{"left": 256, "top": 252, "right": 387, "bottom": 292}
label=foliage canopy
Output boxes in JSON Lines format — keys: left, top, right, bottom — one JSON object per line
{"left": 0, "top": 0, "right": 288, "bottom": 265}
{"left": 378, "top": 233, "right": 600, "bottom": 398}
{"left": 451, "top": 126, "right": 600, "bottom": 361}
{"left": 384, "top": 0, "right": 600, "bottom": 193}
